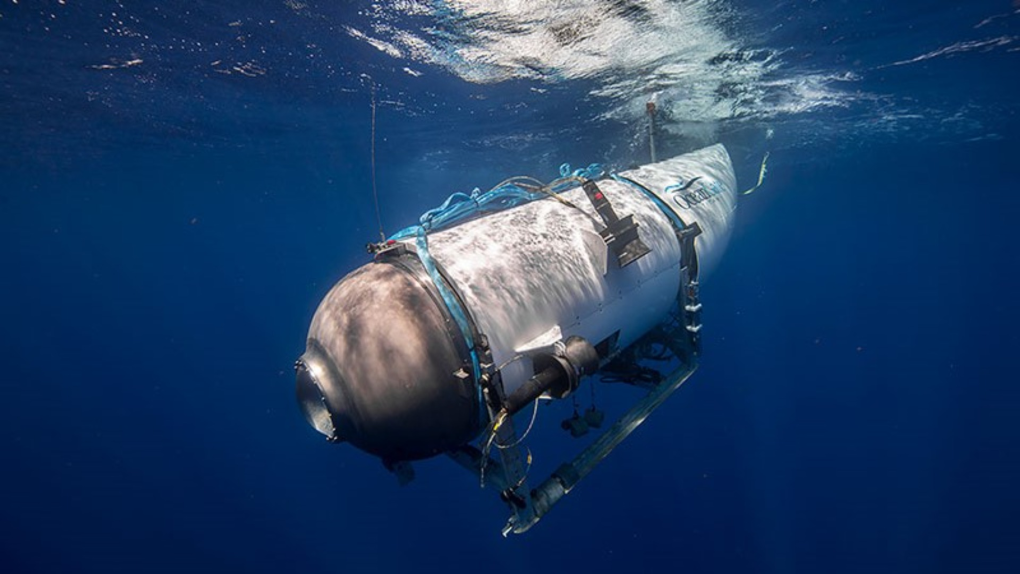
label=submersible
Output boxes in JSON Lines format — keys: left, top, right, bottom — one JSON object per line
{"left": 296, "top": 144, "right": 739, "bottom": 533}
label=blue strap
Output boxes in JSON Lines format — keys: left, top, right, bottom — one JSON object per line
{"left": 389, "top": 184, "right": 544, "bottom": 241}
{"left": 413, "top": 227, "right": 482, "bottom": 384}
{"left": 611, "top": 173, "right": 687, "bottom": 231}
{"left": 390, "top": 162, "right": 603, "bottom": 242}
{"left": 560, "top": 162, "right": 605, "bottom": 180}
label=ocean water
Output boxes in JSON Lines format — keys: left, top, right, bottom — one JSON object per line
{"left": 2, "top": 1, "right": 1019, "bottom": 572}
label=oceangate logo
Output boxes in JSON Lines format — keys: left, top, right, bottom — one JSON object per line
{"left": 667, "top": 176, "right": 724, "bottom": 209}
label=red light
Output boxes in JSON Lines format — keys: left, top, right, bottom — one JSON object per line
{"left": 594, "top": 192, "right": 604, "bottom": 200}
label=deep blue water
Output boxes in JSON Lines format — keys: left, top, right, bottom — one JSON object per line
{"left": 2, "top": 1, "right": 1019, "bottom": 573}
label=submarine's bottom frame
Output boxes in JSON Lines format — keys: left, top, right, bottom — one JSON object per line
{"left": 451, "top": 330, "right": 699, "bottom": 535}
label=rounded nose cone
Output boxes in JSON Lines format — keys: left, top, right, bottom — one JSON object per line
{"left": 297, "top": 260, "right": 481, "bottom": 461}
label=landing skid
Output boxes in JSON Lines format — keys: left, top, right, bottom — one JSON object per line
{"left": 449, "top": 355, "right": 697, "bottom": 535}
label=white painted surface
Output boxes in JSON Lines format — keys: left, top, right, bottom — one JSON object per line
{"left": 423, "top": 144, "right": 737, "bottom": 394}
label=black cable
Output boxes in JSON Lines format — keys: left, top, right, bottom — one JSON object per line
{"left": 369, "top": 81, "right": 385, "bottom": 242}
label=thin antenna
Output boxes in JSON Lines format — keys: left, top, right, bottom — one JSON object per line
{"left": 370, "top": 81, "right": 386, "bottom": 242}
{"left": 646, "top": 99, "right": 657, "bottom": 163}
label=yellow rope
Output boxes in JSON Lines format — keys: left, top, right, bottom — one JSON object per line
{"left": 741, "top": 151, "right": 770, "bottom": 196}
